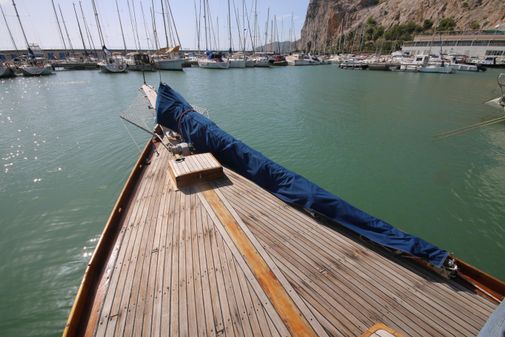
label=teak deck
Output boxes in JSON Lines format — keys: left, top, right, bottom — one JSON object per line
{"left": 62, "top": 85, "right": 502, "bottom": 337}
{"left": 64, "top": 138, "right": 499, "bottom": 337}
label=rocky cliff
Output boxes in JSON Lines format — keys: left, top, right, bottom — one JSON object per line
{"left": 300, "top": 0, "right": 505, "bottom": 52}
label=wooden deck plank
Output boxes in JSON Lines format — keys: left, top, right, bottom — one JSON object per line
{"left": 142, "top": 166, "right": 171, "bottom": 337}
{"left": 185, "top": 191, "right": 198, "bottom": 337}
{"left": 160, "top": 178, "right": 177, "bottom": 336}
{"left": 190, "top": 193, "right": 207, "bottom": 337}
{"left": 151, "top": 174, "right": 173, "bottom": 337}
{"left": 93, "top": 157, "right": 157, "bottom": 337}
{"left": 201, "top": 209, "right": 226, "bottom": 336}
{"left": 97, "top": 151, "right": 165, "bottom": 337}
{"left": 207, "top": 212, "right": 240, "bottom": 337}
{"left": 195, "top": 204, "right": 220, "bottom": 337}
{"left": 125, "top": 156, "right": 166, "bottom": 337}
{"left": 215, "top": 227, "right": 249, "bottom": 337}
{"left": 169, "top": 191, "right": 181, "bottom": 337}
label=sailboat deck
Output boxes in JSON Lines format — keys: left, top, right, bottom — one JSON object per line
{"left": 85, "top": 142, "right": 496, "bottom": 337}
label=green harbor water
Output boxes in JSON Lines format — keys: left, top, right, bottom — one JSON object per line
{"left": 1, "top": 66, "right": 505, "bottom": 336}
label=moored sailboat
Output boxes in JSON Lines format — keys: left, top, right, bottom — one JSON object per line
{"left": 151, "top": 0, "right": 184, "bottom": 71}
{"left": 198, "top": 51, "right": 230, "bottom": 69}
{"left": 152, "top": 47, "right": 184, "bottom": 71}
{"left": 11, "top": 1, "right": 52, "bottom": 76}
{"left": 92, "top": 0, "right": 127, "bottom": 74}
{"left": 98, "top": 52, "right": 127, "bottom": 73}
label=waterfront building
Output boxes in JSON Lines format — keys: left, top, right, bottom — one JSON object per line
{"left": 402, "top": 25, "right": 505, "bottom": 60}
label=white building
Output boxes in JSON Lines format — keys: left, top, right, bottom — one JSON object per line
{"left": 402, "top": 29, "right": 505, "bottom": 59}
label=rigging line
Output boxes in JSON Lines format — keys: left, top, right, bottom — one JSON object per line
{"left": 79, "top": 1, "right": 96, "bottom": 53}
{"left": 59, "top": 4, "right": 74, "bottom": 50}
{"left": 140, "top": 1, "right": 152, "bottom": 50}
{"left": 434, "top": 115, "right": 505, "bottom": 139}
{"left": 0, "top": 3, "right": 18, "bottom": 51}
{"left": 165, "top": 0, "right": 180, "bottom": 47}
{"left": 126, "top": 0, "right": 139, "bottom": 50}
{"left": 50, "top": 0, "right": 66, "bottom": 51}
{"left": 120, "top": 117, "right": 144, "bottom": 155}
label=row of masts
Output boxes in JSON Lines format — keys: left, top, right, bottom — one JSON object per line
{"left": 197, "top": 0, "right": 296, "bottom": 54}
{"left": 1, "top": 0, "right": 298, "bottom": 58}
{"left": 1, "top": 0, "right": 182, "bottom": 60}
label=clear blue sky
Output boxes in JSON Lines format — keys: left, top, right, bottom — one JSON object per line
{"left": 0, "top": 0, "right": 309, "bottom": 51}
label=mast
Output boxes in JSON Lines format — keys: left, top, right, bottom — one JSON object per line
{"left": 115, "top": 0, "right": 127, "bottom": 52}
{"left": 242, "top": 0, "right": 245, "bottom": 53}
{"left": 50, "top": 0, "right": 67, "bottom": 51}
{"left": 227, "top": 0, "right": 232, "bottom": 52}
{"left": 130, "top": 0, "right": 142, "bottom": 50}
{"left": 11, "top": 0, "right": 30, "bottom": 48}
{"left": 140, "top": 1, "right": 152, "bottom": 50}
{"left": 150, "top": 0, "right": 159, "bottom": 50}
{"left": 164, "top": 0, "right": 175, "bottom": 47}
{"left": 91, "top": 0, "right": 105, "bottom": 47}
{"left": 264, "top": 7, "right": 269, "bottom": 52}
{"left": 232, "top": 0, "right": 242, "bottom": 51}
{"left": 72, "top": 2, "right": 87, "bottom": 53}
{"left": 160, "top": 0, "right": 169, "bottom": 48}
{"left": 203, "top": 0, "right": 208, "bottom": 50}
{"left": 290, "top": 12, "right": 293, "bottom": 53}
{"left": 79, "top": 1, "right": 96, "bottom": 53}
{"left": 253, "top": 0, "right": 257, "bottom": 53}
{"left": 243, "top": 0, "right": 254, "bottom": 51}
{"left": 126, "top": 0, "right": 139, "bottom": 50}
{"left": 59, "top": 4, "right": 74, "bottom": 50}
{"left": 165, "top": 0, "right": 181, "bottom": 47}
{"left": 216, "top": 16, "right": 219, "bottom": 50}
{"left": 206, "top": 0, "right": 216, "bottom": 50}
{"left": 195, "top": 0, "right": 201, "bottom": 52}
{"left": 0, "top": 3, "right": 18, "bottom": 51}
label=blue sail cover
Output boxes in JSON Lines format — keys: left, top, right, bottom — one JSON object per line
{"left": 156, "top": 83, "right": 449, "bottom": 268}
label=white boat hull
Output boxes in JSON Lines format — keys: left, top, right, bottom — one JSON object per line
{"left": 286, "top": 57, "right": 321, "bottom": 66}
{"left": 19, "top": 64, "right": 53, "bottom": 76}
{"left": 448, "top": 64, "right": 479, "bottom": 72}
{"left": 418, "top": 65, "right": 455, "bottom": 74}
{"left": 253, "top": 59, "right": 270, "bottom": 67}
{"left": 245, "top": 59, "right": 255, "bottom": 67}
{"left": 99, "top": 62, "right": 127, "bottom": 73}
{"left": 155, "top": 59, "right": 184, "bottom": 71}
{"left": 198, "top": 59, "right": 230, "bottom": 69}
{"left": 229, "top": 59, "right": 246, "bottom": 68}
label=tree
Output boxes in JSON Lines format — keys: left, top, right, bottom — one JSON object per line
{"left": 437, "top": 17, "right": 456, "bottom": 32}
{"left": 469, "top": 21, "right": 480, "bottom": 30}
{"left": 423, "top": 19, "right": 433, "bottom": 31}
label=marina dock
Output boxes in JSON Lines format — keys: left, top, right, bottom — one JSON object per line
{"left": 63, "top": 86, "right": 503, "bottom": 337}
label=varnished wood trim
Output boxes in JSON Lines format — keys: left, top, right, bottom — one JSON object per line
{"left": 455, "top": 258, "right": 505, "bottom": 303}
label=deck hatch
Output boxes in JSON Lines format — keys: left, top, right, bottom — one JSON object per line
{"left": 168, "top": 152, "right": 224, "bottom": 188}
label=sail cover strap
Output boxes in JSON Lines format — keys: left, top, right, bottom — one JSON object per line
{"left": 155, "top": 83, "right": 449, "bottom": 268}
